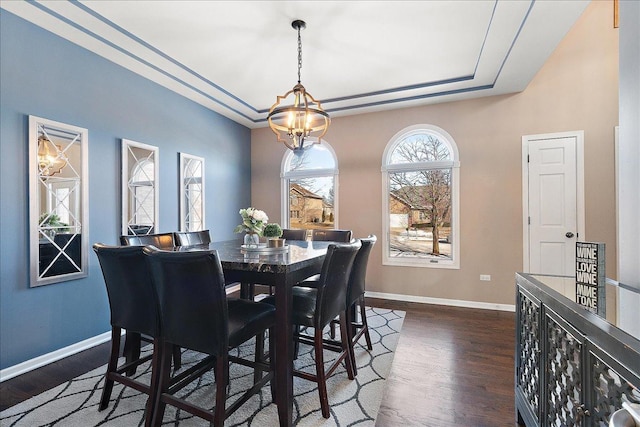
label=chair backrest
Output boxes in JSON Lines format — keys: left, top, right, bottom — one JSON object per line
{"left": 281, "top": 228, "right": 307, "bottom": 241}
{"left": 311, "top": 229, "right": 353, "bottom": 243}
{"left": 314, "top": 241, "right": 360, "bottom": 328}
{"left": 174, "top": 230, "right": 211, "bottom": 246}
{"left": 347, "top": 235, "right": 377, "bottom": 307}
{"left": 120, "top": 232, "right": 176, "bottom": 249}
{"left": 143, "top": 247, "right": 228, "bottom": 356}
{"left": 93, "top": 243, "right": 160, "bottom": 337}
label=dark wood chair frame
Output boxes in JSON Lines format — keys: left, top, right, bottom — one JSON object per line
{"left": 329, "top": 236, "right": 377, "bottom": 372}
{"left": 144, "top": 247, "right": 276, "bottom": 427}
{"left": 266, "top": 242, "right": 360, "bottom": 418}
{"left": 93, "top": 243, "right": 182, "bottom": 419}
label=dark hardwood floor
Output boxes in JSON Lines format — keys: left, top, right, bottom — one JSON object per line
{"left": 369, "top": 298, "right": 517, "bottom": 427}
{"left": 1, "top": 295, "right": 518, "bottom": 426}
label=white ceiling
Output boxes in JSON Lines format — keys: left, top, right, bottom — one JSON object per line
{"left": 2, "top": 0, "right": 590, "bottom": 129}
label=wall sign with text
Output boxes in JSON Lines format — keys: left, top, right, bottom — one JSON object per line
{"left": 575, "top": 242, "right": 605, "bottom": 316}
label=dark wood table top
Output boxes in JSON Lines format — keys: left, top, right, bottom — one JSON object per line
{"left": 178, "top": 239, "right": 331, "bottom": 274}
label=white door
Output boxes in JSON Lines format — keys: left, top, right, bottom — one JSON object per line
{"left": 523, "top": 131, "right": 584, "bottom": 276}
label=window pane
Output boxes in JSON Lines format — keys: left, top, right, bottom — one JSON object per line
{"left": 390, "top": 133, "right": 451, "bottom": 165}
{"left": 288, "top": 176, "right": 334, "bottom": 230}
{"left": 388, "top": 168, "right": 452, "bottom": 260}
{"left": 285, "top": 143, "right": 336, "bottom": 172}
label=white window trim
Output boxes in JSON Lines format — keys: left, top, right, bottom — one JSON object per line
{"left": 381, "top": 124, "right": 460, "bottom": 269}
{"left": 280, "top": 139, "right": 339, "bottom": 229}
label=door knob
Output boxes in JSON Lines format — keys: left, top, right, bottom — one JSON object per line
{"left": 566, "top": 232, "right": 575, "bottom": 238}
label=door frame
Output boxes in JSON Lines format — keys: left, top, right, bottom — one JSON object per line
{"left": 522, "top": 130, "right": 586, "bottom": 273}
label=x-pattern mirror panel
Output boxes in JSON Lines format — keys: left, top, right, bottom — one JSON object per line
{"left": 122, "top": 139, "right": 159, "bottom": 236}
{"left": 29, "top": 116, "right": 88, "bottom": 287}
{"left": 179, "top": 153, "right": 205, "bottom": 232}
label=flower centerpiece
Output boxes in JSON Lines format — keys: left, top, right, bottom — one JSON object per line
{"left": 234, "top": 207, "right": 268, "bottom": 247}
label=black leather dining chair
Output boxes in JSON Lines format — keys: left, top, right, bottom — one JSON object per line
{"left": 120, "top": 232, "right": 176, "bottom": 249}
{"left": 263, "top": 241, "right": 360, "bottom": 418}
{"left": 311, "top": 229, "right": 352, "bottom": 243}
{"left": 118, "top": 233, "right": 183, "bottom": 369}
{"left": 92, "top": 243, "right": 163, "bottom": 417}
{"left": 143, "top": 247, "right": 276, "bottom": 427}
{"left": 174, "top": 229, "right": 211, "bottom": 246}
{"left": 329, "top": 235, "right": 377, "bottom": 373}
{"left": 281, "top": 228, "right": 307, "bottom": 241}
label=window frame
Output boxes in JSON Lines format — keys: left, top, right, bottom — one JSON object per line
{"left": 381, "top": 124, "right": 460, "bottom": 269}
{"left": 280, "top": 139, "right": 339, "bottom": 230}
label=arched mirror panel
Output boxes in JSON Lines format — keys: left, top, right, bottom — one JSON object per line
{"left": 29, "top": 115, "right": 89, "bottom": 287}
{"left": 179, "top": 153, "right": 205, "bottom": 232}
{"left": 122, "top": 139, "right": 159, "bottom": 236}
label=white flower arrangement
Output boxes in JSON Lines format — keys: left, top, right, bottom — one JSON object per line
{"left": 233, "top": 207, "right": 269, "bottom": 235}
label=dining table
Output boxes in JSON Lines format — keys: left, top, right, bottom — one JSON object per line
{"left": 179, "top": 238, "right": 330, "bottom": 427}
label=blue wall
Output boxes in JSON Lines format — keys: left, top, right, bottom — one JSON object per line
{"left": 0, "top": 11, "right": 251, "bottom": 370}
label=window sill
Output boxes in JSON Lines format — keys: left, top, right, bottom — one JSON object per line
{"left": 382, "top": 258, "right": 460, "bottom": 269}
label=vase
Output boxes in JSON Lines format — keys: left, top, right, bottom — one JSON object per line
{"left": 244, "top": 232, "right": 260, "bottom": 247}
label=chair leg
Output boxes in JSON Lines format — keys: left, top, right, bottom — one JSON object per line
{"left": 143, "top": 337, "right": 162, "bottom": 427}
{"left": 172, "top": 345, "right": 182, "bottom": 371}
{"left": 254, "top": 331, "right": 264, "bottom": 384}
{"left": 359, "top": 296, "right": 373, "bottom": 350}
{"left": 344, "top": 309, "right": 358, "bottom": 377}
{"left": 314, "top": 329, "right": 330, "bottom": 418}
{"left": 339, "top": 312, "right": 356, "bottom": 379}
{"left": 99, "top": 327, "right": 121, "bottom": 410}
{"left": 123, "top": 331, "right": 141, "bottom": 376}
{"left": 213, "top": 355, "right": 228, "bottom": 427}
{"left": 149, "top": 342, "right": 173, "bottom": 427}
{"left": 240, "top": 282, "right": 254, "bottom": 300}
{"left": 268, "top": 327, "right": 277, "bottom": 400}
{"left": 293, "top": 326, "right": 300, "bottom": 360}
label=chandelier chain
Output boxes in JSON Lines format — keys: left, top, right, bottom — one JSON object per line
{"left": 297, "top": 25, "right": 302, "bottom": 84}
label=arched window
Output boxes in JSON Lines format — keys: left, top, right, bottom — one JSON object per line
{"left": 281, "top": 140, "right": 338, "bottom": 233}
{"left": 382, "top": 125, "right": 460, "bottom": 268}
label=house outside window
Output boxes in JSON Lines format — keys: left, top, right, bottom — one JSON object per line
{"left": 281, "top": 140, "right": 338, "bottom": 232}
{"left": 382, "top": 124, "right": 460, "bottom": 268}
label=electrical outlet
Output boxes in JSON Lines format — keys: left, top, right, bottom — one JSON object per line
{"left": 480, "top": 274, "right": 491, "bottom": 281}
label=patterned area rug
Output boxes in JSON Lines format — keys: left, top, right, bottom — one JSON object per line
{"left": 1, "top": 308, "right": 404, "bottom": 427}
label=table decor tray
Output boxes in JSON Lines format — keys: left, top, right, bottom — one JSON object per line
{"left": 240, "top": 244, "right": 289, "bottom": 254}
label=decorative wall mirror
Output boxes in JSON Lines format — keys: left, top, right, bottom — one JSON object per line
{"left": 179, "top": 153, "right": 205, "bottom": 231}
{"left": 122, "top": 139, "right": 159, "bottom": 236}
{"left": 29, "top": 115, "right": 88, "bottom": 287}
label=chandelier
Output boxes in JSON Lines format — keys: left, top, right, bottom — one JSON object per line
{"left": 37, "top": 134, "right": 67, "bottom": 176}
{"left": 267, "top": 20, "right": 330, "bottom": 151}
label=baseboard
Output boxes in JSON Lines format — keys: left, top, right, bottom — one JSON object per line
{"left": 365, "top": 290, "right": 516, "bottom": 312}
{"left": 0, "top": 284, "right": 246, "bottom": 383}
{"left": 0, "top": 330, "right": 116, "bottom": 383}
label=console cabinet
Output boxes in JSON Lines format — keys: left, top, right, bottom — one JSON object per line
{"left": 515, "top": 273, "right": 640, "bottom": 427}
